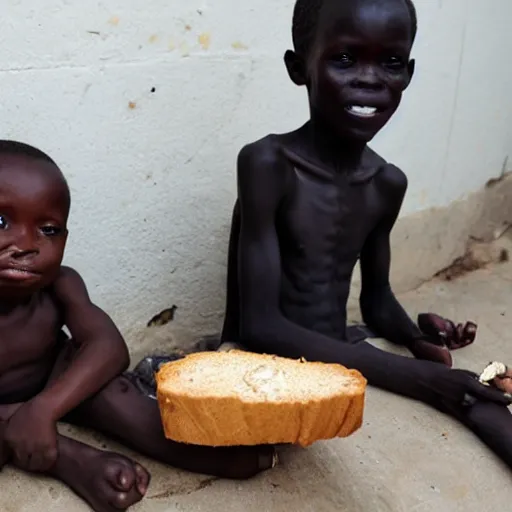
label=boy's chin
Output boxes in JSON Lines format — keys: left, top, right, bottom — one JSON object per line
{"left": 336, "top": 127, "right": 380, "bottom": 145}
{"left": 334, "top": 109, "right": 397, "bottom": 144}
{"left": 0, "top": 282, "right": 40, "bottom": 301}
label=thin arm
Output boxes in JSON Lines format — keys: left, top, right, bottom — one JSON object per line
{"left": 32, "top": 267, "right": 130, "bottom": 421}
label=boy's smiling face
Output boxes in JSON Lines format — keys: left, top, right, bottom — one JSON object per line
{"left": 288, "top": 0, "right": 415, "bottom": 143}
{"left": 0, "top": 155, "right": 69, "bottom": 297}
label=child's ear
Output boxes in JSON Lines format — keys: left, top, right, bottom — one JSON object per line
{"left": 284, "top": 50, "right": 307, "bottom": 86}
{"left": 405, "top": 58, "right": 415, "bottom": 88}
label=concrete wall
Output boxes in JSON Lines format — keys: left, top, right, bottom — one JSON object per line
{"left": 1, "top": 0, "right": 511, "bottom": 351}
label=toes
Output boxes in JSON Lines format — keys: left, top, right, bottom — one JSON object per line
{"left": 109, "top": 491, "right": 140, "bottom": 511}
{"left": 134, "top": 464, "right": 151, "bottom": 496}
{"left": 102, "top": 459, "right": 146, "bottom": 510}
{"left": 104, "top": 458, "right": 135, "bottom": 492}
{"left": 108, "top": 485, "right": 145, "bottom": 511}
{"left": 111, "top": 492, "right": 129, "bottom": 510}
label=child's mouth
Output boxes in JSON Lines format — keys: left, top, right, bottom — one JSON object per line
{"left": 0, "top": 267, "right": 40, "bottom": 281}
{"left": 345, "top": 105, "right": 379, "bottom": 118}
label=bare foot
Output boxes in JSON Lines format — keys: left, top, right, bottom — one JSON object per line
{"left": 49, "top": 437, "right": 150, "bottom": 512}
{"left": 409, "top": 339, "right": 453, "bottom": 367}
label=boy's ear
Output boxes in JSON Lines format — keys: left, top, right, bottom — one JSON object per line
{"left": 284, "top": 50, "right": 307, "bottom": 86}
{"left": 405, "top": 58, "right": 415, "bottom": 88}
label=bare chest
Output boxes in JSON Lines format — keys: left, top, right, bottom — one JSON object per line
{"left": 278, "top": 167, "right": 382, "bottom": 275}
{"left": 0, "top": 294, "right": 62, "bottom": 375}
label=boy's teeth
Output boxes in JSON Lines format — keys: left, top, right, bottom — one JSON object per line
{"left": 349, "top": 105, "right": 377, "bottom": 116}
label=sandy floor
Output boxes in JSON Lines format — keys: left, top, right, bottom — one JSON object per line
{"left": 2, "top": 257, "right": 512, "bottom": 511}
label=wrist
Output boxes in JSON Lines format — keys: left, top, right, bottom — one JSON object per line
{"left": 28, "top": 393, "right": 60, "bottom": 423}
{"left": 410, "top": 333, "right": 437, "bottom": 345}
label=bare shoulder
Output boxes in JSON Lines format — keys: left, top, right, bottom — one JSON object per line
{"left": 365, "top": 149, "right": 408, "bottom": 198}
{"left": 378, "top": 163, "right": 408, "bottom": 196}
{"left": 237, "top": 134, "right": 291, "bottom": 207}
{"left": 51, "top": 266, "right": 91, "bottom": 305}
{"left": 238, "top": 135, "right": 290, "bottom": 181}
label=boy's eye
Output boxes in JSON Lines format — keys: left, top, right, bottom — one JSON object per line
{"left": 40, "top": 225, "right": 63, "bottom": 237}
{"left": 0, "top": 215, "right": 7, "bottom": 230}
{"left": 335, "top": 53, "right": 355, "bottom": 68}
{"left": 384, "top": 56, "right": 406, "bottom": 71}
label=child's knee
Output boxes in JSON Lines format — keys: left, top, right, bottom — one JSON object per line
{"left": 100, "top": 375, "right": 135, "bottom": 398}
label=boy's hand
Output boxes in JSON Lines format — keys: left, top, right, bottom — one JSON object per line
{"left": 3, "top": 400, "right": 58, "bottom": 472}
{"left": 417, "top": 313, "right": 477, "bottom": 351}
{"left": 429, "top": 367, "right": 512, "bottom": 413}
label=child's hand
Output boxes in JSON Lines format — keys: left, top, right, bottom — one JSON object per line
{"left": 3, "top": 400, "right": 58, "bottom": 472}
{"left": 429, "top": 367, "right": 512, "bottom": 413}
{"left": 493, "top": 372, "right": 512, "bottom": 395}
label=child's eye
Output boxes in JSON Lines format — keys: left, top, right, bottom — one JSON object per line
{"left": 0, "top": 215, "right": 8, "bottom": 230}
{"left": 40, "top": 225, "right": 63, "bottom": 237}
{"left": 384, "top": 56, "right": 406, "bottom": 71}
{"left": 335, "top": 53, "right": 355, "bottom": 68}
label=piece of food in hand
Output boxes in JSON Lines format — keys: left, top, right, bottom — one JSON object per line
{"left": 479, "top": 361, "right": 512, "bottom": 394}
{"left": 156, "top": 350, "right": 366, "bottom": 447}
{"left": 479, "top": 362, "right": 507, "bottom": 384}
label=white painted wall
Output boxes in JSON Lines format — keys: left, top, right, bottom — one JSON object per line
{"left": 0, "top": 0, "right": 511, "bottom": 341}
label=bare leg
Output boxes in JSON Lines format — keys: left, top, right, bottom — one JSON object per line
{"left": 67, "top": 374, "right": 277, "bottom": 479}
{"left": 48, "top": 336, "right": 277, "bottom": 480}
{"left": 0, "top": 403, "right": 150, "bottom": 512}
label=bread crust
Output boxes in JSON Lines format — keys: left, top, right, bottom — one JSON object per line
{"left": 156, "top": 350, "right": 367, "bottom": 447}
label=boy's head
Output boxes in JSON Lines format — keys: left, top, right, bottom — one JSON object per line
{"left": 285, "top": 0, "right": 417, "bottom": 143}
{"left": 0, "top": 141, "right": 70, "bottom": 297}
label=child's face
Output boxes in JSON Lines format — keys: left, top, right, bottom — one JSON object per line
{"left": 0, "top": 156, "right": 69, "bottom": 297}
{"left": 306, "top": 0, "right": 414, "bottom": 142}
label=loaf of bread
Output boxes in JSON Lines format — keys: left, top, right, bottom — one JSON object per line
{"left": 156, "top": 350, "right": 367, "bottom": 447}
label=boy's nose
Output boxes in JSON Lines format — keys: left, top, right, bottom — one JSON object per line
{"left": 351, "top": 66, "right": 384, "bottom": 90}
{"left": 10, "top": 229, "right": 39, "bottom": 258}
{"left": 11, "top": 246, "right": 39, "bottom": 259}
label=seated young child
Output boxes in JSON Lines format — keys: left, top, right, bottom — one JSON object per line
{"left": 0, "top": 141, "right": 276, "bottom": 512}
{"left": 220, "top": 0, "right": 512, "bottom": 468}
